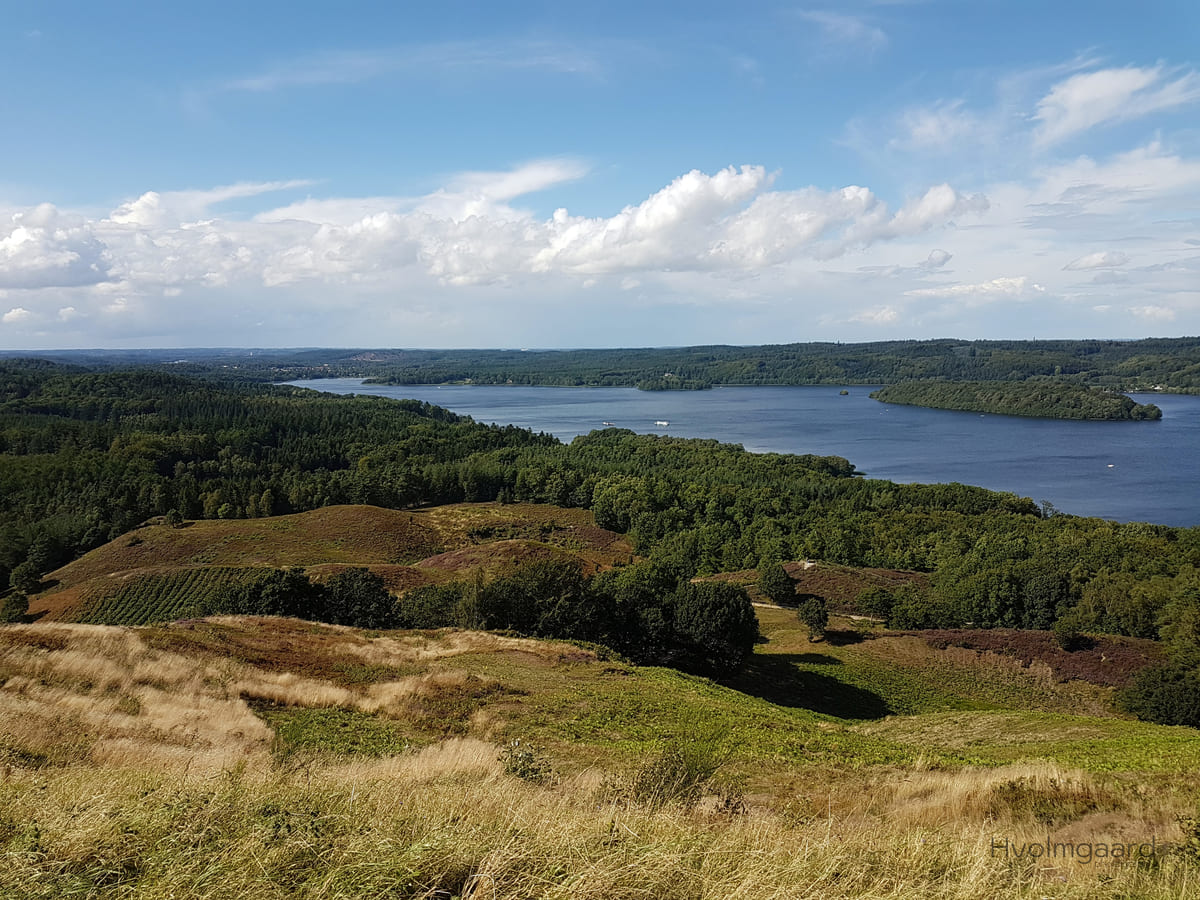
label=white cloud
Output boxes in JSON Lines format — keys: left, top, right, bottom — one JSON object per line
{"left": 891, "top": 101, "right": 977, "bottom": 151}
{"left": 796, "top": 11, "right": 887, "bottom": 51}
{"left": 905, "top": 275, "right": 1045, "bottom": 304}
{"left": 1033, "top": 66, "right": 1200, "bottom": 148}
{"left": 2, "top": 307, "right": 32, "bottom": 324}
{"left": 110, "top": 180, "right": 313, "bottom": 228}
{"left": 215, "top": 41, "right": 604, "bottom": 96}
{"left": 1129, "top": 304, "right": 1176, "bottom": 321}
{"left": 852, "top": 305, "right": 900, "bottom": 324}
{"left": 5, "top": 138, "right": 1200, "bottom": 347}
{"left": 922, "top": 249, "right": 952, "bottom": 269}
{"left": 0, "top": 204, "right": 111, "bottom": 289}
{"left": 1064, "top": 250, "right": 1129, "bottom": 271}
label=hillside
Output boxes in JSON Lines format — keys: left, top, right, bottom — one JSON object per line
{"left": 2, "top": 612, "right": 1199, "bottom": 897}
{"left": 28, "top": 503, "right": 633, "bottom": 624}
{"left": 870, "top": 380, "right": 1163, "bottom": 420}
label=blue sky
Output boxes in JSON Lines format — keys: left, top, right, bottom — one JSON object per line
{"left": 1, "top": 1, "right": 1198, "bottom": 348}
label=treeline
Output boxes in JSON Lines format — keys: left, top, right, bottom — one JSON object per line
{"left": 4, "top": 362, "right": 1200, "bottom": 695}
{"left": 14, "top": 339, "right": 1200, "bottom": 393}
{"left": 65, "top": 337, "right": 1193, "bottom": 393}
{"left": 870, "top": 380, "right": 1163, "bottom": 420}
{"left": 349, "top": 339, "right": 1200, "bottom": 393}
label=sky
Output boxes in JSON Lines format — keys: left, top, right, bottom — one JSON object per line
{"left": 1, "top": 0, "right": 1198, "bottom": 349}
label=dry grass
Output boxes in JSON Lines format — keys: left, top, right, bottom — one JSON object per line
{"left": 2, "top": 744, "right": 1196, "bottom": 899}
{"left": 0, "top": 620, "right": 581, "bottom": 777}
{"left": 3, "top": 617, "right": 1200, "bottom": 897}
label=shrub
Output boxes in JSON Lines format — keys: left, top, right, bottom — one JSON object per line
{"left": 324, "top": 568, "right": 398, "bottom": 629}
{"left": 1052, "top": 615, "right": 1085, "bottom": 651}
{"left": 757, "top": 560, "right": 796, "bottom": 606}
{"left": 0, "top": 591, "right": 28, "bottom": 623}
{"left": 797, "top": 595, "right": 829, "bottom": 641}
{"left": 672, "top": 581, "right": 758, "bottom": 675}
{"left": 616, "top": 731, "right": 732, "bottom": 811}
{"left": 856, "top": 587, "right": 895, "bottom": 620}
{"left": 499, "top": 739, "right": 554, "bottom": 784}
{"left": 1118, "top": 662, "right": 1200, "bottom": 728}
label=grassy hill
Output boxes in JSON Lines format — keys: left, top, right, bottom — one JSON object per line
{"left": 2, "top": 607, "right": 1199, "bottom": 897}
{"left": 28, "top": 503, "right": 634, "bottom": 624}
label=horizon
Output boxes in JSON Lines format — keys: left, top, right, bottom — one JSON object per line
{"left": 2, "top": 2, "right": 1198, "bottom": 348}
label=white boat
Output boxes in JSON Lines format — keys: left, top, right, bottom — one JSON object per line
{"left": 602, "top": 421, "right": 615, "bottom": 426}
{"left": 654, "top": 420, "right": 670, "bottom": 427}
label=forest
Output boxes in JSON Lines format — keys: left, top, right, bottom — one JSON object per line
{"left": 8, "top": 336, "right": 1200, "bottom": 392}
{"left": 870, "top": 380, "right": 1163, "bottom": 420}
{"left": 2, "top": 359, "right": 1200, "bottom": 722}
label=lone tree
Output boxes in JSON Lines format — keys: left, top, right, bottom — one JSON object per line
{"left": 672, "top": 581, "right": 759, "bottom": 676}
{"left": 797, "top": 595, "right": 829, "bottom": 642}
{"left": 757, "top": 560, "right": 796, "bottom": 606}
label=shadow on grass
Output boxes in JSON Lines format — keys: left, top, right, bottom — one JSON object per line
{"left": 722, "top": 652, "right": 891, "bottom": 719}
{"left": 792, "top": 653, "right": 842, "bottom": 666}
{"left": 824, "top": 628, "right": 866, "bottom": 646}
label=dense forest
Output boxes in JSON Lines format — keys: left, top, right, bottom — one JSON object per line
{"left": 7, "top": 337, "right": 1200, "bottom": 393}
{"left": 870, "top": 380, "right": 1163, "bottom": 420}
{"left": 2, "top": 359, "right": 1200, "bottom": 721}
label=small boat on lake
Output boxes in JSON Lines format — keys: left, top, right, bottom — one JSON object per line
{"left": 654, "top": 420, "right": 670, "bottom": 427}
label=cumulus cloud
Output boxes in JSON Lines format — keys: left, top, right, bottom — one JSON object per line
{"left": 1064, "top": 250, "right": 1129, "bottom": 271}
{"left": 2, "top": 307, "right": 32, "bottom": 324}
{"left": 0, "top": 204, "right": 111, "bottom": 289}
{"left": 922, "top": 249, "right": 952, "bottom": 269}
{"left": 6, "top": 139, "right": 1200, "bottom": 347}
{"left": 1033, "top": 66, "right": 1200, "bottom": 147}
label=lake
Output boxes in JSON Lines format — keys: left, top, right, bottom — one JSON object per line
{"left": 291, "top": 379, "right": 1200, "bottom": 527}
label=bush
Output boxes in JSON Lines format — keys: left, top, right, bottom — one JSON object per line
{"left": 0, "top": 591, "right": 28, "bottom": 623}
{"left": 324, "top": 568, "right": 398, "bottom": 629}
{"left": 499, "top": 739, "right": 554, "bottom": 784}
{"left": 757, "top": 560, "right": 796, "bottom": 606}
{"left": 797, "top": 595, "right": 828, "bottom": 641}
{"left": 616, "top": 731, "right": 732, "bottom": 811}
{"left": 856, "top": 587, "right": 895, "bottom": 620}
{"left": 223, "top": 568, "right": 323, "bottom": 619}
{"left": 672, "top": 581, "right": 758, "bottom": 675}
{"left": 1052, "top": 615, "right": 1086, "bottom": 651}
{"left": 1117, "top": 662, "right": 1200, "bottom": 728}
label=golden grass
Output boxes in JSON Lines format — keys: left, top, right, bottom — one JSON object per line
{"left": 3, "top": 617, "right": 1200, "bottom": 897}
{"left": 2, "top": 744, "right": 1196, "bottom": 899}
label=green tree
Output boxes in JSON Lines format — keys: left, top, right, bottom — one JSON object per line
{"left": 757, "top": 560, "right": 796, "bottom": 606}
{"left": 672, "top": 581, "right": 758, "bottom": 675}
{"left": 8, "top": 560, "right": 41, "bottom": 595}
{"left": 797, "top": 595, "right": 829, "bottom": 641}
{"left": 0, "top": 591, "right": 28, "bottom": 623}
{"left": 325, "top": 568, "right": 398, "bottom": 629}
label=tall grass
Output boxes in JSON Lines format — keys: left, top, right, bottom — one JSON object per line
{"left": 2, "top": 744, "right": 1196, "bottom": 899}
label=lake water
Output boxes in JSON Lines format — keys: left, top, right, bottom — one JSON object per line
{"left": 292, "top": 379, "right": 1200, "bottom": 527}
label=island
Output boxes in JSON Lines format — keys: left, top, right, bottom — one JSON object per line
{"left": 869, "top": 379, "right": 1163, "bottom": 420}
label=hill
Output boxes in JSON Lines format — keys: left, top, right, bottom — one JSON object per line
{"left": 2, "top": 612, "right": 1199, "bottom": 897}
{"left": 28, "top": 503, "right": 633, "bottom": 624}
{"left": 871, "top": 380, "right": 1163, "bottom": 420}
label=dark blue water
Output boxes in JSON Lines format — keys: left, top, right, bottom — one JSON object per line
{"left": 291, "top": 379, "right": 1200, "bottom": 527}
